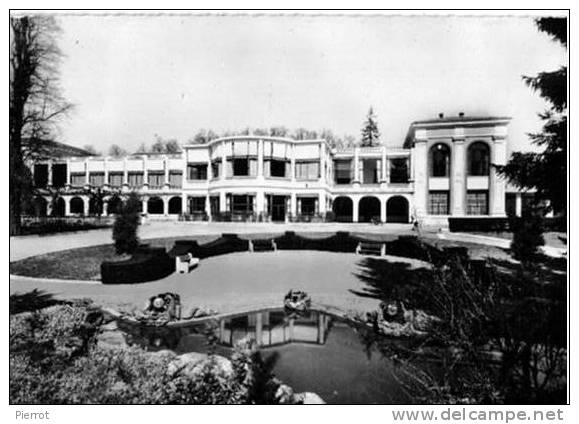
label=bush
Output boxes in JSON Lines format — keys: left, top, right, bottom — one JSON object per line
{"left": 10, "top": 304, "right": 286, "bottom": 404}
{"left": 510, "top": 214, "right": 545, "bottom": 263}
{"left": 112, "top": 192, "right": 141, "bottom": 255}
{"left": 101, "top": 247, "right": 174, "bottom": 284}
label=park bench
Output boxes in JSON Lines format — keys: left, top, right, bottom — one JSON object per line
{"left": 249, "top": 239, "right": 277, "bottom": 252}
{"left": 356, "top": 241, "right": 386, "bottom": 256}
{"left": 175, "top": 253, "right": 199, "bottom": 273}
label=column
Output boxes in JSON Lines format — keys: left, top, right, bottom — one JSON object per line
{"left": 290, "top": 144, "right": 296, "bottom": 182}
{"left": 413, "top": 140, "right": 428, "bottom": 217}
{"left": 64, "top": 197, "right": 71, "bottom": 216}
{"left": 221, "top": 141, "right": 227, "bottom": 181}
{"left": 123, "top": 157, "right": 128, "bottom": 192}
{"left": 451, "top": 139, "right": 466, "bottom": 216}
{"left": 380, "top": 197, "right": 387, "bottom": 223}
{"left": 317, "top": 313, "right": 326, "bottom": 344}
{"left": 66, "top": 159, "right": 71, "bottom": 187}
{"left": 255, "top": 313, "right": 263, "bottom": 346}
{"left": 353, "top": 146, "right": 360, "bottom": 184}
{"left": 205, "top": 195, "right": 211, "bottom": 219}
{"left": 318, "top": 192, "right": 326, "bottom": 214}
{"left": 256, "top": 191, "right": 265, "bottom": 215}
{"left": 181, "top": 194, "right": 188, "bottom": 215}
{"left": 206, "top": 155, "right": 212, "bottom": 180}
{"left": 163, "top": 196, "right": 169, "bottom": 216}
{"left": 83, "top": 196, "right": 90, "bottom": 216}
{"left": 84, "top": 159, "right": 89, "bottom": 187}
{"left": 164, "top": 156, "right": 170, "bottom": 188}
{"left": 103, "top": 158, "right": 109, "bottom": 188}
{"left": 142, "top": 155, "right": 148, "bottom": 188}
{"left": 219, "top": 191, "right": 227, "bottom": 213}
{"left": 515, "top": 192, "right": 522, "bottom": 217}
{"left": 352, "top": 196, "right": 359, "bottom": 223}
{"left": 381, "top": 146, "right": 387, "bottom": 183}
{"left": 142, "top": 198, "right": 148, "bottom": 214}
{"left": 47, "top": 161, "right": 53, "bottom": 187}
{"left": 290, "top": 193, "right": 297, "bottom": 217}
{"left": 490, "top": 138, "right": 507, "bottom": 216}
{"left": 257, "top": 139, "right": 264, "bottom": 178}
{"left": 319, "top": 142, "right": 325, "bottom": 184}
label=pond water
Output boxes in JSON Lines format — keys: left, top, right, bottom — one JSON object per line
{"left": 120, "top": 308, "right": 423, "bottom": 404}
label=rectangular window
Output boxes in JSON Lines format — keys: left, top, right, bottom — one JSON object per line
{"left": 187, "top": 164, "right": 207, "bottom": 180}
{"left": 33, "top": 164, "right": 49, "bottom": 187}
{"left": 334, "top": 160, "right": 352, "bottom": 184}
{"left": 89, "top": 172, "right": 105, "bottom": 187}
{"left": 232, "top": 195, "right": 254, "bottom": 213}
{"left": 429, "top": 191, "right": 449, "bottom": 215}
{"left": 295, "top": 161, "right": 320, "bottom": 180}
{"left": 148, "top": 172, "right": 165, "bottom": 188}
{"left": 52, "top": 164, "right": 67, "bottom": 188}
{"left": 70, "top": 173, "right": 86, "bottom": 187}
{"left": 269, "top": 159, "right": 287, "bottom": 178}
{"left": 188, "top": 196, "right": 206, "bottom": 213}
{"left": 466, "top": 191, "right": 489, "bottom": 215}
{"left": 108, "top": 172, "right": 123, "bottom": 187}
{"left": 128, "top": 172, "right": 144, "bottom": 188}
{"left": 390, "top": 159, "right": 409, "bottom": 183}
{"left": 300, "top": 198, "right": 316, "bottom": 216}
{"left": 211, "top": 161, "right": 220, "bottom": 179}
{"left": 233, "top": 159, "right": 249, "bottom": 176}
{"left": 168, "top": 171, "right": 182, "bottom": 188}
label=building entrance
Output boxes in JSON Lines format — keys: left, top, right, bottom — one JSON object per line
{"left": 271, "top": 196, "right": 287, "bottom": 222}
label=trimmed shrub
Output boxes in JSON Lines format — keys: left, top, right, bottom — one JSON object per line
{"left": 101, "top": 247, "right": 173, "bottom": 284}
{"left": 448, "top": 217, "right": 509, "bottom": 232}
{"left": 112, "top": 192, "right": 141, "bottom": 255}
{"left": 510, "top": 214, "right": 545, "bottom": 263}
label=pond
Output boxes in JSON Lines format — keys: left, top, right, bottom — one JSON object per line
{"left": 119, "top": 307, "right": 425, "bottom": 404}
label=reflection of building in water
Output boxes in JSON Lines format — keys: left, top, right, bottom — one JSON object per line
{"left": 218, "top": 310, "right": 331, "bottom": 347}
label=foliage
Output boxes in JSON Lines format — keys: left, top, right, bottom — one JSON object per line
{"left": 10, "top": 15, "right": 71, "bottom": 235}
{"left": 361, "top": 107, "right": 380, "bottom": 147}
{"left": 509, "top": 212, "right": 545, "bottom": 263}
{"left": 10, "top": 303, "right": 285, "bottom": 404}
{"left": 112, "top": 192, "right": 140, "bottom": 254}
{"left": 354, "top": 246, "right": 566, "bottom": 404}
{"left": 150, "top": 135, "right": 181, "bottom": 153}
{"left": 497, "top": 18, "right": 567, "bottom": 216}
{"left": 108, "top": 144, "right": 127, "bottom": 157}
{"left": 83, "top": 145, "right": 99, "bottom": 155}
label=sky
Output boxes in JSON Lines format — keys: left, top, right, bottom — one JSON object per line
{"left": 51, "top": 13, "right": 567, "bottom": 154}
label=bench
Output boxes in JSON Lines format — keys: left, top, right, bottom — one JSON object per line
{"left": 356, "top": 241, "right": 385, "bottom": 256}
{"left": 175, "top": 253, "right": 200, "bottom": 273}
{"left": 249, "top": 239, "right": 277, "bottom": 252}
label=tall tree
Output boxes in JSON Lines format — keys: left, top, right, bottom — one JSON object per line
{"left": 361, "top": 107, "right": 380, "bottom": 147}
{"left": 83, "top": 144, "right": 99, "bottom": 155}
{"left": 497, "top": 17, "right": 567, "bottom": 217}
{"left": 108, "top": 144, "right": 127, "bottom": 157}
{"left": 10, "top": 15, "right": 72, "bottom": 235}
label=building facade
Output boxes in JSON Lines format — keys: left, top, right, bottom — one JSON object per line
{"left": 26, "top": 114, "right": 529, "bottom": 225}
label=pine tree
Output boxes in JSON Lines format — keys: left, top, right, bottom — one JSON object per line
{"left": 497, "top": 18, "right": 567, "bottom": 217}
{"left": 361, "top": 107, "right": 380, "bottom": 147}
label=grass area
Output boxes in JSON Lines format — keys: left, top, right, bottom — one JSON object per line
{"left": 10, "top": 231, "right": 513, "bottom": 281}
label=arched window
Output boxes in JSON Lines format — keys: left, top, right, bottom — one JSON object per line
{"left": 430, "top": 143, "right": 450, "bottom": 177}
{"left": 468, "top": 142, "right": 490, "bottom": 176}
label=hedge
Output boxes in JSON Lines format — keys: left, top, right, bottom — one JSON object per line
{"left": 101, "top": 246, "right": 174, "bottom": 284}
{"left": 448, "top": 216, "right": 566, "bottom": 233}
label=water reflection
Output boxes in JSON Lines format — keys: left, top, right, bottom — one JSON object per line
{"left": 120, "top": 308, "right": 332, "bottom": 351}
{"left": 119, "top": 307, "right": 420, "bottom": 404}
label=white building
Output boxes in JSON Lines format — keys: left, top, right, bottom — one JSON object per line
{"left": 26, "top": 114, "right": 530, "bottom": 225}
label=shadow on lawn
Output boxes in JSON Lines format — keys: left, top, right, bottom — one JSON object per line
{"left": 350, "top": 257, "right": 435, "bottom": 313}
{"left": 9, "top": 289, "right": 61, "bottom": 315}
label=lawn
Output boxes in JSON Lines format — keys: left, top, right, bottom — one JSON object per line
{"left": 10, "top": 231, "right": 511, "bottom": 281}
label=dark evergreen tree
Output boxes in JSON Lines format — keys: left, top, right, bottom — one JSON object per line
{"left": 361, "top": 107, "right": 380, "bottom": 147}
{"left": 497, "top": 17, "right": 567, "bottom": 217}
{"left": 112, "top": 192, "right": 141, "bottom": 254}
